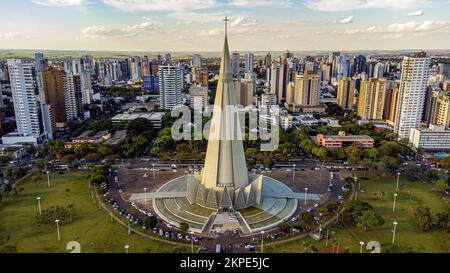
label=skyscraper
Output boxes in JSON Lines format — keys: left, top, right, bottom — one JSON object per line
{"left": 244, "top": 53, "right": 254, "bottom": 73}
{"left": 337, "top": 77, "right": 355, "bottom": 110}
{"left": 394, "top": 54, "right": 430, "bottom": 139}
{"left": 294, "top": 72, "right": 320, "bottom": 106}
{"left": 7, "top": 59, "right": 41, "bottom": 137}
{"left": 357, "top": 78, "right": 386, "bottom": 120}
{"left": 65, "top": 73, "right": 83, "bottom": 121}
{"left": 159, "top": 65, "right": 182, "bottom": 111}
{"left": 231, "top": 52, "right": 240, "bottom": 76}
{"left": 192, "top": 54, "right": 202, "bottom": 68}
{"left": 42, "top": 68, "right": 67, "bottom": 128}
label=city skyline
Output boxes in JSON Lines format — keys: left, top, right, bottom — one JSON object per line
{"left": 0, "top": 0, "right": 450, "bottom": 52}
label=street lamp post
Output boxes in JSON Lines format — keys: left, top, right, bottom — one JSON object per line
{"left": 304, "top": 188, "right": 308, "bottom": 208}
{"left": 191, "top": 236, "right": 195, "bottom": 254}
{"left": 124, "top": 245, "right": 130, "bottom": 253}
{"left": 396, "top": 172, "right": 401, "bottom": 190}
{"left": 359, "top": 241, "right": 365, "bottom": 253}
{"left": 144, "top": 188, "right": 148, "bottom": 206}
{"left": 55, "top": 219, "right": 61, "bottom": 242}
{"left": 46, "top": 171, "right": 51, "bottom": 188}
{"left": 261, "top": 231, "right": 265, "bottom": 253}
{"left": 392, "top": 221, "right": 398, "bottom": 244}
{"left": 152, "top": 164, "right": 156, "bottom": 180}
{"left": 354, "top": 176, "right": 358, "bottom": 200}
{"left": 318, "top": 225, "right": 323, "bottom": 239}
{"left": 393, "top": 193, "right": 398, "bottom": 212}
{"left": 36, "top": 197, "right": 42, "bottom": 216}
{"left": 293, "top": 164, "right": 296, "bottom": 181}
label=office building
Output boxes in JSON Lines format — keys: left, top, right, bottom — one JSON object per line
{"left": 410, "top": 124, "right": 450, "bottom": 151}
{"left": 316, "top": 131, "right": 374, "bottom": 148}
{"left": 65, "top": 73, "right": 83, "bottom": 121}
{"left": 42, "top": 68, "right": 67, "bottom": 129}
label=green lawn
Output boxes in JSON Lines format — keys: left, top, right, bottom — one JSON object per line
{"left": 0, "top": 171, "right": 187, "bottom": 253}
{"left": 269, "top": 175, "right": 449, "bottom": 253}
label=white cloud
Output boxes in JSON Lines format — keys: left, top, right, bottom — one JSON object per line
{"left": 0, "top": 32, "right": 23, "bottom": 39}
{"left": 408, "top": 9, "right": 424, "bottom": 16}
{"left": 230, "top": 16, "right": 259, "bottom": 27}
{"left": 344, "top": 20, "right": 449, "bottom": 34}
{"left": 81, "top": 21, "right": 158, "bottom": 39}
{"left": 168, "top": 11, "right": 227, "bottom": 23}
{"left": 334, "top": 15, "right": 353, "bottom": 24}
{"left": 229, "top": 0, "right": 291, "bottom": 7}
{"left": 101, "top": 0, "right": 216, "bottom": 12}
{"left": 32, "top": 0, "right": 86, "bottom": 6}
{"left": 305, "top": 0, "right": 427, "bottom": 12}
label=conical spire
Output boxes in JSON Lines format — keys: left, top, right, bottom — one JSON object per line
{"left": 201, "top": 17, "right": 249, "bottom": 191}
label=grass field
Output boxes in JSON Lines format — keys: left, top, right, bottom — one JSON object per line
{"left": 0, "top": 171, "right": 187, "bottom": 253}
{"left": 268, "top": 175, "right": 449, "bottom": 253}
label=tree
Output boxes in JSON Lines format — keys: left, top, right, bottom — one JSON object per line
{"left": 245, "top": 148, "right": 258, "bottom": 158}
{"left": 355, "top": 210, "right": 385, "bottom": 231}
{"left": 180, "top": 222, "right": 189, "bottom": 232}
{"left": 97, "top": 145, "right": 113, "bottom": 157}
{"left": 278, "top": 223, "right": 291, "bottom": 234}
{"left": 347, "top": 156, "right": 361, "bottom": 168}
{"left": 143, "top": 216, "right": 158, "bottom": 229}
{"left": 413, "top": 206, "right": 434, "bottom": 231}
{"left": 299, "top": 212, "right": 314, "bottom": 226}
{"left": 85, "top": 153, "right": 102, "bottom": 162}
{"left": 61, "top": 154, "right": 76, "bottom": 164}
{"left": 363, "top": 148, "right": 379, "bottom": 159}
{"left": 435, "top": 180, "right": 449, "bottom": 196}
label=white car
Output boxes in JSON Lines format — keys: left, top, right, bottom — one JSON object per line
{"left": 166, "top": 224, "right": 173, "bottom": 229}
{"left": 291, "top": 217, "right": 298, "bottom": 222}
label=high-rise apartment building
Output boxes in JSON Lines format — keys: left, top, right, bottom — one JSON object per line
{"left": 7, "top": 59, "right": 41, "bottom": 137}
{"left": 357, "top": 78, "right": 387, "bottom": 120}
{"left": 337, "top": 77, "right": 355, "bottom": 110}
{"left": 394, "top": 54, "right": 430, "bottom": 139}
{"left": 384, "top": 88, "right": 399, "bottom": 123}
{"left": 244, "top": 53, "right": 254, "bottom": 73}
{"left": 192, "top": 54, "right": 202, "bottom": 68}
{"left": 65, "top": 73, "right": 83, "bottom": 121}
{"left": 159, "top": 65, "right": 182, "bottom": 111}
{"left": 294, "top": 72, "right": 320, "bottom": 106}
{"left": 231, "top": 52, "right": 240, "bottom": 76}
{"left": 42, "top": 68, "right": 67, "bottom": 128}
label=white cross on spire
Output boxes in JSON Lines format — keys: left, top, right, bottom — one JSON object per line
{"left": 223, "top": 16, "right": 230, "bottom": 36}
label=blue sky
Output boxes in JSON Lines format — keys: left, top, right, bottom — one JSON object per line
{"left": 0, "top": 0, "right": 449, "bottom": 51}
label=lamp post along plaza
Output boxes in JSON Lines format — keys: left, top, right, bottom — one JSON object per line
{"left": 396, "top": 172, "right": 401, "bottom": 190}
{"left": 36, "top": 197, "right": 42, "bottom": 216}
{"left": 124, "top": 245, "right": 130, "bottom": 253}
{"left": 190, "top": 231, "right": 194, "bottom": 253}
{"left": 293, "top": 164, "right": 296, "bottom": 181}
{"left": 152, "top": 164, "right": 156, "bottom": 180}
{"left": 46, "top": 171, "right": 51, "bottom": 188}
{"left": 393, "top": 193, "right": 398, "bottom": 212}
{"left": 392, "top": 221, "right": 398, "bottom": 244}
{"left": 261, "top": 230, "right": 265, "bottom": 253}
{"left": 144, "top": 188, "right": 147, "bottom": 206}
{"left": 304, "top": 188, "right": 308, "bottom": 207}
{"left": 359, "top": 241, "right": 365, "bottom": 253}
{"left": 55, "top": 219, "right": 61, "bottom": 242}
